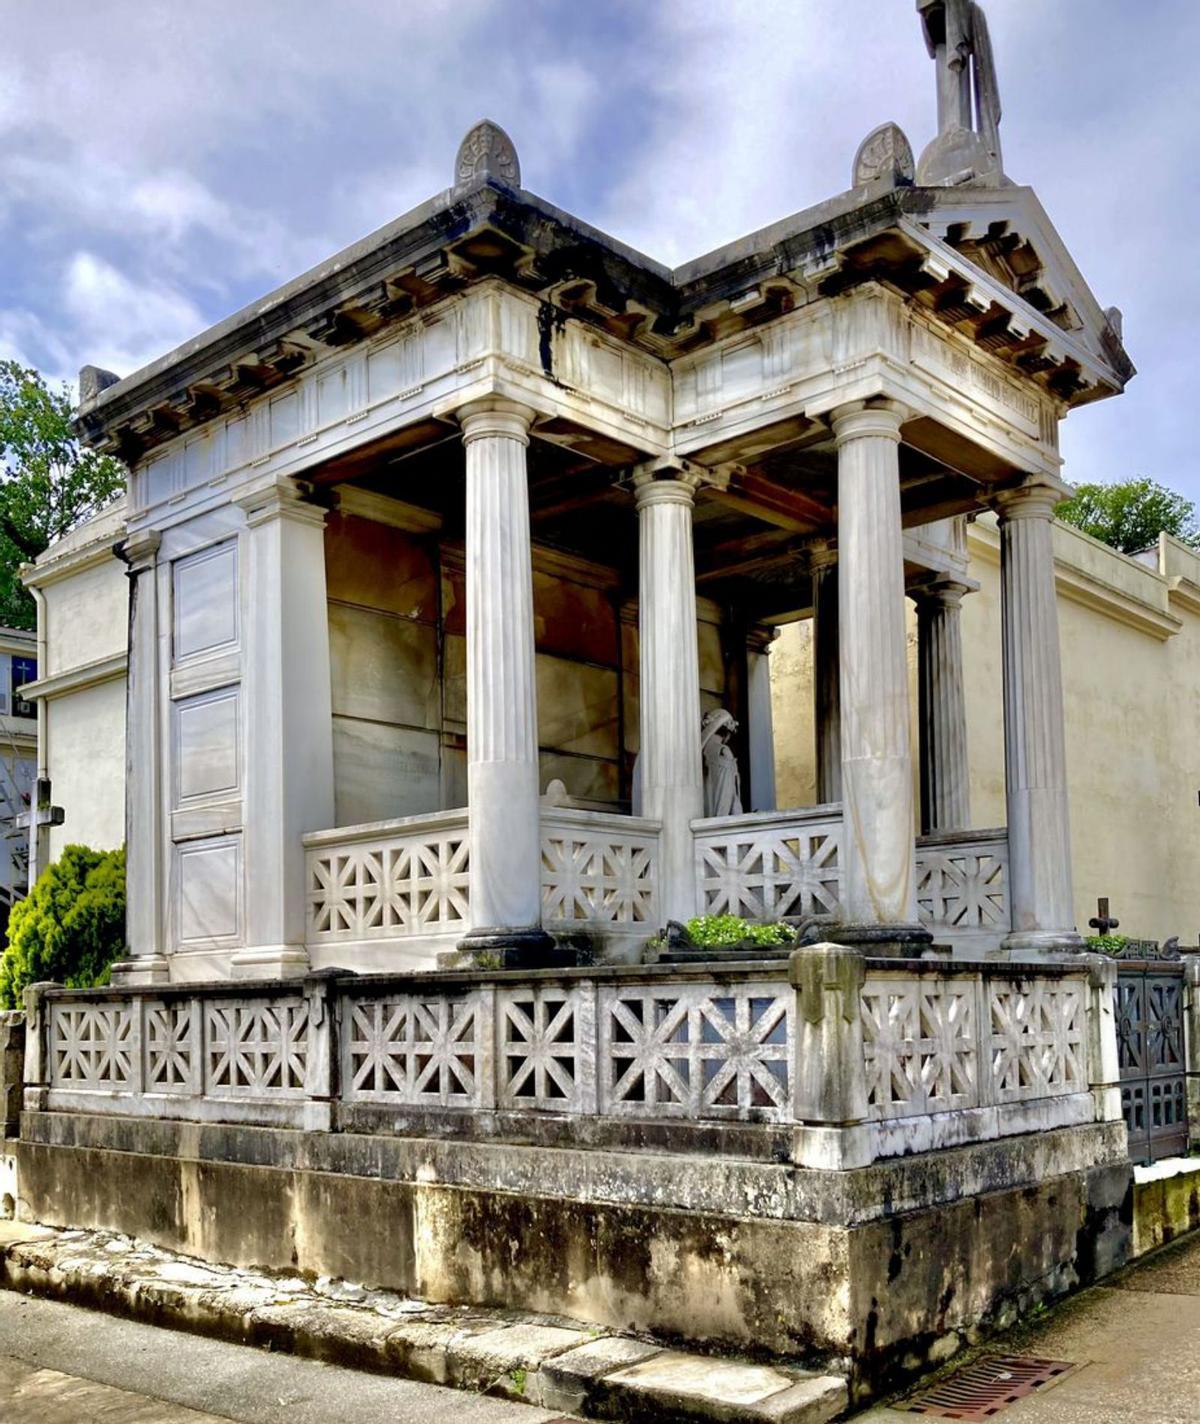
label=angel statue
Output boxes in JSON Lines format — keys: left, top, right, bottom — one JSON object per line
{"left": 701, "top": 709, "right": 743, "bottom": 819}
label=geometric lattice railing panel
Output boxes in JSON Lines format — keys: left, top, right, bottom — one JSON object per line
{"left": 306, "top": 812, "right": 470, "bottom": 944}
{"left": 343, "top": 990, "right": 485, "bottom": 1107}
{"left": 205, "top": 999, "right": 310, "bottom": 1097}
{"left": 49, "top": 1004, "right": 134, "bottom": 1090}
{"left": 497, "top": 984, "right": 595, "bottom": 1112}
{"left": 695, "top": 810, "right": 841, "bottom": 921}
{"left": 597, "top": 980, "right": 793, "bottom": 1121}
{"left": 915, "top": 831, "right": 1011, "bottom": 935}
{"left": 861, "top": 978, "right": 977, "bottom": 1119}
{"left": 541, "top": 810, "right": 659, "bottom": 927}
{"left": 988, "top": 981, "right": 1086, "bottom": 1103}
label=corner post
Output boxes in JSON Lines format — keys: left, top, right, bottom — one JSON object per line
{"left": 1185, "top": 958, "right": 1200, "bottom": 1142}
{"left": 789, "top": 944, "right": 872, "bottom": 1168}
{"left": 232, "top": 475, "right": 335, "bottom": 978}
{"left": 1084, "top": 955, "right": 1124, "bottom": 1126}
{"left": 303, "top": 969, "right": 342, "bottom": 1132}
{"left": 21, "top": 981, "right": 56, "bottom": 1113}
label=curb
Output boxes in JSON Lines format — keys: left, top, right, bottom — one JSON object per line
{"left": 0, "top": 1224, "right": 847, "bottom": 1424}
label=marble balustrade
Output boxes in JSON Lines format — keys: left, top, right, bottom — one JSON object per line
{"left": 23, "top": 951, "right": 1119, "bottom": 1168}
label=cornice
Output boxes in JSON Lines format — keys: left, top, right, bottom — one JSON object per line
{"left": 21, "top": 652, "right": 128, "bottom": 702}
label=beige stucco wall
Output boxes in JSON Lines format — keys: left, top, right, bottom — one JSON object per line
{"left": 772, "top": 519, "right": 1200, "bottom": 943}
{"left": 26, "top": 501, "right": 128, "bottom": 865}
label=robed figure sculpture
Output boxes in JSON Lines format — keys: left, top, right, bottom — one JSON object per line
{"left": 916, "top": 0, "right": 1003, "bottom": 181}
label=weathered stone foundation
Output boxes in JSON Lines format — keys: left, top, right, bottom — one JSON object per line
{"left": 16, "top": 1111, "right": 1131, "bottom": 1397}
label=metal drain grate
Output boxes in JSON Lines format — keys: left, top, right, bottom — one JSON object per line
{"left": 893, "top": 1355, "right": 1076, "bottom": 1419}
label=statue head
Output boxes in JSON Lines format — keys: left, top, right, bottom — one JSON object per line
{"left": 701, "top": 708, "right": 738, "bottom": 750}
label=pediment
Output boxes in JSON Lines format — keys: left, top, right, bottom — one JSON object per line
{"left": 912, "top": 185, "right": 1134, "bottom": 390}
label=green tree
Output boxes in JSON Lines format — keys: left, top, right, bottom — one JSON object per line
{"left": 0, "top": 361, "right": 125, "bottom": 628}
{"left": 0, "top": 845, "right": 126, "bottom": 1008}
{"left": 1057, "top": 478, "right": 1200, "bottom": 556}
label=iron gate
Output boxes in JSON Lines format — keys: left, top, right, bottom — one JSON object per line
{"left": 1114, "top": 960, "right": 1188, "bottom": 1165}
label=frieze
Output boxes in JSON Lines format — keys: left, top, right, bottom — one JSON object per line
{"left": 910, "top": 318, "right": 1042, "bottom": 438}
{"left": 130, "top": 284, "right": 670, "bottom": 521}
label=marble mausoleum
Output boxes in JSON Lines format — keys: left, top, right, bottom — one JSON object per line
{"left": 13, "top": 5, "right": 1155, "bottom": 1402}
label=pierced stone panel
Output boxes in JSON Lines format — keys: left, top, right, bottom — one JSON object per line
{"left": 205, "top": 999, "right": 309, "bottom": 1097}
{"left": 861, "top": 978, "right": 977, "bottom": 1119}
{"left": 915, "top": 841, "right": 1010, "bottom": 932}
{"left": 541, "top": 823, "right": 658, "bottom": 925}
{"left": 989, "top": 982, "right": 1085, "bottom": 1103}
{"left": 598, "top": 981, "right": 793, "bottom": 1121}
{"left": 695, "top": 816, "right": 841, "bottom": 921}
{"left": 497, "top": 985, "right": 595, "bottom": 1113}
{"left": 307, "top": 819, "right": 470, "bottom": 943}
{"left": 343, "top": 991, "right": 484, "bottom": 1107}
{"left": 49, "top": 1004, "right": 133, "bottom": 1090}
{"left": 144, "top": 1001, "right": 197, "bottom": 1093}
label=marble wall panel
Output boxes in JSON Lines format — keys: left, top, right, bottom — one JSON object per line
{"left": 440, "top": 561, "right": 466, "bottom": 637}
{"left": 698, "top": 618, "right": 726, "bottom": 697}
{"left": 537, "top": 751, "right": 620, "bottom": 806}
{"left": 176, "top": 834, "right": 242, "bottom": 945}
{"left": 536, "top": 655, "right": 620, "bottom": 760}
{"left": 442, "top": 632, "right": 466, "bottom": 726}
{"left": 329, "top": 605, "right": 440, "bottom": 730}
{"left": 332, "top": 720, "right": 442, "bottom": 825}
{"left": 532, "top": 573, "right": 619, "bottom": 667}
{"left": 324, "top": 515, "right": 438, "bottom": 622}
{"left": 174, "top": 688, "right": 240, "bottom": 805}
{"left": 174, "top": 541, "right": 238, "bottom": 662}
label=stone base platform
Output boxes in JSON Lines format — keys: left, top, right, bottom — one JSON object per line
{"left": 14, "top": 1111, "right": 1132, "bottom": 1401}
{"left": 0, "top": 1225, "right": 847, "bottom": 1424}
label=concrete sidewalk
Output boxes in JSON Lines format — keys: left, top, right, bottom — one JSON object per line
{"left": 856, "top": 1229, "right": 1200, "bottom": 1422}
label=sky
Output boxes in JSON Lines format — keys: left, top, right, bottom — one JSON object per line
{"left": 1, "top": 0, "right": 1196, "bottom": 495}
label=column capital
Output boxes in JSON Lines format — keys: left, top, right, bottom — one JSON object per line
{"left": 457, "top": 397, "right": 535, "bottom": 446}
{"left": 630, "top": 455, "right": 720, "bottom": 508}
{"left": 829, "top": 398, "right": 907, "bottom": 446}
{"left": 234, "top": 473, "right": 327, "bottom": 529}
{"left": 909, "top": 576, "right": 975, "bottom": 611}
{"left": 992, "top": 480, "right": 1065, "bottom": 524}
{"left": 117, "top": 528, "right": 161, "bottom": 574}
{"left": 747, "top": 623, "right": 780, "bottom": 655}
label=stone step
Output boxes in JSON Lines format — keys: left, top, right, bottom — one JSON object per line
{"left": 1, "top": 1224, "right": 848, "bottom": 1424}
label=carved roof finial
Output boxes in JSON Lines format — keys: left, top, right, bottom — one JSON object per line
{"left": 78, "top": 365, "right": 121, "bottom": 405}
{"left": 853, "top": 123, "right": 915, "bottom": 189}
{"left": 455, "top": 119, "right": 521, "bottom": 190}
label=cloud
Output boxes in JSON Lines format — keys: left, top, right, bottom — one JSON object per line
{"left": 0, "top": 0, "right": 1197, "bottom": 498}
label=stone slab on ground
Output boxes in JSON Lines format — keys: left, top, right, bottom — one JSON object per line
{"left": 1, "top": 1224, "right": 848, "bottom": 1424}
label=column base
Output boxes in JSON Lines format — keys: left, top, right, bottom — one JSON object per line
{"left": 1001, "top": 929, "right": 1086, "bottom": 959}
{"left": 109, "top": 956, "right": 171, "bottom": 987}
{"left": 457, "top": 928, "right": 578, "bottom": 970}
{"left": 825, "top": 922, "right": 935, "bottom": 958}
{"left": 230, "top": 945, "right": 311, "bottom": 981}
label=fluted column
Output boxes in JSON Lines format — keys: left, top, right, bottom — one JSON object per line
{"left": 636, "top": 467, "right": 704, "bottom": 923}
{"left": 746, "top": 626, "right": 778, "bottom": 813}
{"left": 996, "top": 484, "right": 1081, "bottom": 951}
{"left": 112, "top": 529, "right": 168, "bottom": 985}
{"left": 832, "top": 401, "right": 924, "bottom": 942}
{"left": 914, "top": 579, "right": 972, "bottom": 834}
{"left": 812, "top": 556, "right": 841, "bottom": 805}
{"left": 459, "top": 398, "right": 551, "bottom": 953}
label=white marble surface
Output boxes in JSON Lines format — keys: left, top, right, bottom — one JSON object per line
{"left": 833, "top": 402, "right": 918, "bottom": 927}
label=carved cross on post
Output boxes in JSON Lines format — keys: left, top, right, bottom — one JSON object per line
{"left": 18, "top": 777, "right": 64, "bottom": 890}
{"left": 1088, "top": 897, "right": 1120, "bottom": 937}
